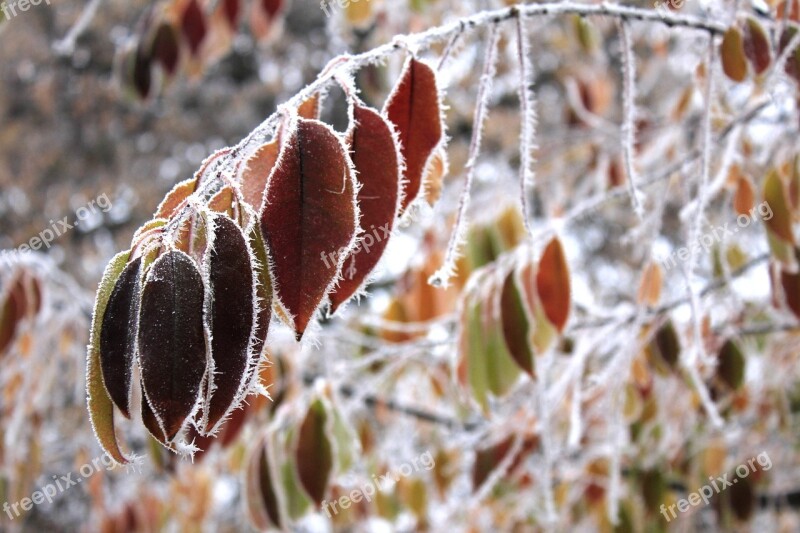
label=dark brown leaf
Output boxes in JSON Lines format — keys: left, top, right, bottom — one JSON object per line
{"left": 100, "top": 257, "right": 142, "bottom": 418}
{"left": 259, "top": 118, "right": 357, "bottom": 338}
{"left": 500, "top": 269, "right": 534, "bottom": 376}
{"left": 743, "top": 18, "right": 771, "bottom": 75}
{"left": 181, "top": 0, "right": 207, "bottom": 56}
{"left": 384, "top": 58, "right": 443, "bottom": 213}
{"left": 295, "top": 399, "right": 333, "bottom": 506}
{"left": 138, "top": 250, "right": 207, "bottom": 441}
{"left": 150, "top": 23, "right": 180, "bottom": 77}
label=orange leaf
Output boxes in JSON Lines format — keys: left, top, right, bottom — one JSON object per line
{"left": 536, "top": 238, "right": 571, "bottom": 332}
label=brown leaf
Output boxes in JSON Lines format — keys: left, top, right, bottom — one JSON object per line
{"left": 138, "top": 250, "right": 207, "bottom": 441}
{"left": 100, "top": 257, "right": 143, "bottom": 418}
{"left": 297, "top": 93, "right": 322, "bottom": 120}
{"left": 259, "top": 118, "right": 358, "bottom": 338}
{"left": 295, "top": 399, "right": 333, "bottom": 506}
{"left": 384, "top": 58, "right": 443, "bottom": 213}
{"left": 329, "top": 103, "right": 401, "bottom": 313}
{"left": 202, "top": 215, "right": 256, "bottom": 433}
{"left": 743, "top": 17, "right": 771, "bottom": 75}
{"left": 181, "top": 0, "right": 207, "bottom": 56}
{"left": 733, "top": 174, "right": 756, "bottom": 216}
{"left": 536, "top": 237, "right": 571, "bottom": 332}
{"left": 150, "top": 22, "right": 180, "bottom": 77}
{"left": 721, "top": 26, "right": 748, "bottom": 82}
{"left": 637, "top": 261, "right": 663, "bottom": 307}
{"left": 500, "top": 269, "right": 534, "bottom": 376}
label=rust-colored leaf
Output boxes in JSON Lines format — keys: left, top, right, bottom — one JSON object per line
{"left": 536, "top": 237, "right": 571, "bottom": 332}
{"left": 202, "top": 215, "right": 256, "bottom": 433}
{"left": 721, "top": 26, "right": 747, "bottom": 82}
{"left": 87, "top": 250, "right": 133, "bottom": 464}
{"left": 743, "top": 17, "right": 771, "bottom": 75}
{"left": 384, "top": 58, "right": 443, "bottom": 213}
{"left": 295, "top": 399, "right": 333, "bottom": 506}
{"left": 241, "top": 140, "right": 280, "bottom": 209}
{"left": 259, "top": 118, "right": 357, "bottom": 338}
{"left": 733, "top": 175, "right": 756, "bottom": 216}
{"left": 297, "top": 93, "right": 321, "bottom": 120}
{"left": 208, "top": 185, "right": 235, "bottom": 216}
{"left": 138, "top": 250, "right": 207, "bottom": 441}
{"left": 329, "top": 103, "right": 401, "bottom": 313}
{"left": 155, "top": 177, "right": 198, "bottom": 219}
{"left": 181, "top": 0, "right": 207, "bottom": 56}
{"left": 100, "top": 257, "right": 142, "bottom": 418}
{"left": 637, "top": 261, "right": 663, "bottom": 307}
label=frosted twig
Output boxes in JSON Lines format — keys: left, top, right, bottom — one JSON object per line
{"left": 617, "top": 19, "right": 645, "bottom": 220}
{"left": 516, "top": 13, "right": 539, "bottom": 236}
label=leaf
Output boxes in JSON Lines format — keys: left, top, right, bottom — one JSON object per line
{"left": 345, "top": 0, "right": 373, "bottom": 28}
{"left": 733, "top": 175, "right": 756, "bottom": 216}
{"left": 208, "top": 185, "right": 235, "bottom": 216}
{"left": 150, "top": 22, "right": 180, "bottom": 77}
{"left": 637, "top": 261, "right": 663, "bottom": 307}
{"left": 294, "top": 399, "right": 333, "bottom": 506}
{"left": 763, "top": 169, "right": 795, "bottom": 244}
{"left": 780, "top": 249, "right": 800, "bottom": 319}
{"left": 0, "top": 277, "right": 23, "bottom": 355}
{"left": 181, "top": 0, "right": 207, "bottom": 56}
{"left": 259, "top": 118, "right": 358, "bottom": 338}
{"left": 155, "top": 177, "right": 197, "bottom": 218}
{"left": 245, "top": 434, "right": 282, "bottom": 529}
{"left": 649, "top": 321, "right": 680, "bottom": 372}
{"left": 329, "top": 103, "right": 401, "bottom": 313}
{"left": 743, "top": 17, "right": 771, "bottom": 75}
{"left": 500, "top": 270, "right": 535, "bottom": 376}
{"left": 138, "top": 250, "right": 207, "bottom": 441}
{"left": 99, "top": 257, "right": 143, "bottom": 418}
{"left": 221, "top": 0, "right": 241, "bottom": 29}
{"left": 248, "top": 224, "right": 273, "bottom": 377}
{"left": 129, "top": 45, "right": 152, "bottom": 100}
{"left": 423, "top": 147, "right": 448, "bottom": 206}
{"left": 536, "top": 237, "right": 571, "bottom": 332}
{"left": 87, "top": 250, "right": 133, "bottom": 464}
{"left": 297, "top": 93, "right": 321, "bottom": 120}
{"left": 717, "top": 339, "right": 745, "bottom": 390}
{"left": 384, "top": 58, "right": 443, "bottom": 213}
{"left": 202, "top": 215, "right": 256, "bottom": 433}
{"left": 780, "top": 27, "right": 800, "bottom": 84}
{"left": 241, "top": 140, "right": 280, "bottom": 209}
{"left": 721, "top": 26, "right": 747, "bottom": 82}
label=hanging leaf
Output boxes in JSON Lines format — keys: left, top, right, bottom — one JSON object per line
{"left": 246, "top": 434, "right": 282, "bottom": 529}
{"left": 637, "top": 261, "right": 663, "bottom": 307}
{"left": 138, "top": 250, "right": 207, "bottom": 441}
{"left": 99, "top": 257, "right": 143, "bottom": 418}
{"left": 294, "top": 399, "right": 333, "bottom": 506}
{"left": 500, "top": 270, "right": 535, "bottom": 376}
{"left": 717, "top": 339, "right": 745, "bottom": 390}
{"left": 763, "top": 169, "right": 795, "bottom": 244}
{"left": 423, "top": 147, "right": 448, "bottom": 206}
{"left": 384, "top": 58, "right": 443, "bottom": 213}
{"left": 721, "top": 26, "right": 748, "bottom": 82}
{"left": 181, "top": 0, "right": 207, "bottom": 56}
{"left": 743, "top": 17, "right": 771, "bottom": 76}
{"left": 155, "top": 177, "right": 197, "bottom": 219}
{"left": 259, "top": 117, "right": 358, "bottom": 338}
{"left": 150, "top": 22, "right": 180, "bottom": 77}
{"left": 649, "top": 321, "right": 680, "bottom": 372}
{"left": 221, "top": 0, "right": 241, "bottom": 29}
{"left": 202, "top": 215, "right": 256, "bottom": 433}
{"left": 780, "top": 248, "right": 800, "bottom": 319}
{"left": 733, "top": 175, "right": 756, "bottom": 216}
{"left": 329, "top": 103, "right": 401, "bottom": 313}
{"left": 247, "top": 223, "right": 273, "bottom": 376}
{"left": 87, "top": 250, "right": 133, "bottom": 464}
{"left": 536, "top": 237, "right": 571, "bottom": 332}
{"left": 780, "top": 27, "right": 800, "bottom": 84}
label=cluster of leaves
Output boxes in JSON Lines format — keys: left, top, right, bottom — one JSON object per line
{"left": 89, "top": 56, "right": 446, "bottom": 461}
{"left": 120, "top": 0, "right": 285, "bottom": 99}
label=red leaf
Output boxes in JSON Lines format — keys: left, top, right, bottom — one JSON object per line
{"left": 500, "top": 270, "right": 534, "bottom": 376}
{"left": 202, "top": 215, "right": 256, "bottom": 433}
{"left": 138, "top": 250, "right": 207, "bottom": 441}
{"left": 329, "top": 103, "right": 401, "bottom": 313}
{"left": 181, "top": 0, "right": 207, "bottom": 56}
{"left": 743, "top": 18, "right": 771, "bottom": 75}
{"left": 100, "top": 257, "right": 142, "bottom": 418}
{"left": 151, "top": 23, "right": 180, "bottom": 77}
{"left": 259, "top": 118, "right": 357, "bottom": 338}
{"left": 222, "top": 0, "right": 241, "bottom": 29}
{"left": 536, "top": 238, "right": 571, "bottom": 332}
{"left": 384, "top": 58, "right": 443, "bottom": 213}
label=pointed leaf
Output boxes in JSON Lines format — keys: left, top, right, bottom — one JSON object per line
{"left": 743, "top": 17, "right": 771, "bottom": 75}
{"left": 241, "top": 140, "right": 280, "bottom": 209}
{"left": 329, "top": 103, "right": 401, "bottom": 312}
{"left": 138, "top": 250, "right": 207, "bottom": 441}
{"left": 248, "top": 224, "right": 273, "bottom": 375}
{"left": 155, "top": 177, "right": 197, "bottom": 219}
{"left": 203, "top": 215, "right": 256, "bottom": 433}
{"left": 100, "top": 257, "right": 142, "bottom": 418}
{"left": 295, "top": 399, "right": 333, "bottom": 506}
{"left": 181, "top": 0, "right": 207, "bottom": 56}
{"left": 150, "top": 22, "right": 180, "bottom": 77}
{"left": 536, "top": 238, "right": 571, "bottom": 332}
{"left": 500, "top": 270, "right": 535, "bottom": 376}
{"left": 87, "top": 250, "right": 133, "bottom": 464}
{"left": 259, "top": 118, "right": 357, "bottom": 338}
{"left": 384, "top": 58, "right": 443, "bottom": 213}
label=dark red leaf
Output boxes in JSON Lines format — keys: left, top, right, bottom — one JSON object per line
{"left": 222, "top": 0, "right": 241, "bottom": 29}
{"left": 259, "top": 118, "right": 357, "bottom": 338}
{"left": 536, "top": 238, "right": 571, "bottom": 332}
{"left": 261, "top": 0, "right": 283, "bottom": 19}
{"left": 500, "top": 269, "right": 534, "bottom": 376}
{"left": 138, "top": 250, "right": 207, "bottom": 441}
{"left": 384, "top": 58, "right": 443, "bottom": 213}
{"left": 203, "top": 215, "right": 255, "bottom": 433}
{"left": 329, "top": 103, "right": 401, "bottom": 313}
{"left": 181, "top": 0, "right": 207, "bottom": 56}
{"left": 151, "top": 23, "right": 180, "bottom": 77}
{"left": 100, "top": 257, "right": 142, "bottom": 418}
{"left": 743, "top": 18, "right": 771, "bottom": 75}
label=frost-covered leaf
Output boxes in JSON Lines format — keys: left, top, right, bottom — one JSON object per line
{"left": 242, "top": 140, "right": 280, "bottom": 209}
{"left": 100, "top": 257, "right": 142, "bottom": 418}
{"left": 329, "top": 103, "right": 401, "bottom": 313}
{"left": 87, "top": 250, "right": 133, "bottom": 464}
{"left": 202, "top": 215, "right": 256, "bottom": 433}
{"left": 138, "top": 250, "right": 207, "bottom": 441}
{"left": 155, "top": 177, "right": 197, "bottom": 219}
{"left": 259, "top": 117, "right": 358, "bottom": 338}
{"left": 384, "top": 58, "right": 443, "bottom": 213}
